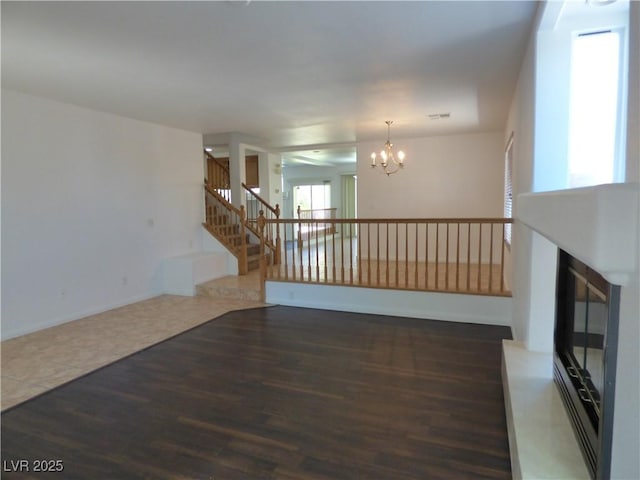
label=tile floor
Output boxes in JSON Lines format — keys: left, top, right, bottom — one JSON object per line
{"left": 1, "top": 291, "right": 265, "bottom": 411}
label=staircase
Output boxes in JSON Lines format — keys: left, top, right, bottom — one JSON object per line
{"left": 202, "top": 196, "right": 262, "bottom": 273}
{"left": 203, "top": 151, "right": 279, "bottom": 275}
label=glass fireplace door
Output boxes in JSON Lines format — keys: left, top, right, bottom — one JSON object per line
{"left": 554, "top": 249, "right": 620, "bottom": 480}
{"left": 569, "top": 269, "right": 607, "bottom": 423}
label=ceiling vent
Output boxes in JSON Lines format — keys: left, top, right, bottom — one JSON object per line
{"left": 427, "top": 113, "right": 451, "bottom": 120}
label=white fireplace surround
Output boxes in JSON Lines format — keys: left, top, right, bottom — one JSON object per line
{"left": 503, "top": 182, "right": 639, "bottom": 479}
{"left": 517, "top": 183, "right": 639, "bottom": 286}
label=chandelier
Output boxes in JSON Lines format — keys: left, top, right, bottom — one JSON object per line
{"left": 370, "top": 120, "right": 405, "bottom": 176}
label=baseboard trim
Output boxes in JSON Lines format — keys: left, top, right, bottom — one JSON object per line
{"left": 1, "top": 292, "right": 158, "bottom": 340}
{"left": 265, "top": 282, "right": 511, "bottom": 326}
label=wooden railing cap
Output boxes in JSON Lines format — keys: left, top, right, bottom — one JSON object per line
{"left": 266, "top": 217, "right": 514, "bottom": 224}
{"left": 242, "top": 183, "right": 278, "bottom": 215}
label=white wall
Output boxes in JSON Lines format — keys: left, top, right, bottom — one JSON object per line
{"left": 266, "top": 282, "right": 512, "bottom": 327}
{"left": 534, "top": 7, "right": 629, "bottom": 192}
{"left": 507, "top": 3, "right": 568, "bottom": 351}
{"left": 510, "top": 1, "right": 634, "bottom": 353}
{"left": 516, "top": 5, "right": 632, "bottom": 353}
{"left": 354, "top": 132, "right": 505, "bottom": 268}
{"left": 505, "top": 15, "right": 537, "bottom": 345}
{"left": 534, "top": 27, "right": 571, "bottom": 191}
{"left": 1, "top": 89, "right": 204, "bottom": 339}
{"left": 357, "top": 132, "right": 504, "bottom": 219}
{"left": 610, "top": 3, "right": 640, "bottom": 478}
{"left": 626, "top": 0, "right": 640, "bottom": 185}
{"left": 506, "top": 2, "right": 640, "bottom": 477}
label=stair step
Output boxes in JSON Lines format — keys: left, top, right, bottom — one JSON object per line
{"left": 247, "top": 252, "right": 271, "bottom": 272}
{"left": 195, "top": 275, "right": 262, "bottom": 302}
{"left": 209, "top": 231, "right": 246, "bottom": 244}
{"left": 209, "top": 223, "right": 239, "bottom": 233}
{"left": 247, "top": 244, "right": 261, "bottom": 255}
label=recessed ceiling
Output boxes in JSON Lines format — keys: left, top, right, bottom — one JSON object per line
{"left": 281, "top": 146, "right": 357, "bottom": 168}
{"left": 1, "top": 1, "right": 538, "bottom": 150}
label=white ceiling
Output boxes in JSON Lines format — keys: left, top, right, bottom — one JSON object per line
{"left": 2, "top": 1, "right": 538, "bottom": 164}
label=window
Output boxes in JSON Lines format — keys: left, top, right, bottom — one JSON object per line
{"left": 567, "top": 30, "right": 624, "bottom": 187}
{"left": 293, "top": 182, "right": 333, "bottom": 241}
{"left": 293, "top": 183, "right": 331, "bottom": 212}
{"left": 504, "top": 133, "right": 514, "bottom": 246}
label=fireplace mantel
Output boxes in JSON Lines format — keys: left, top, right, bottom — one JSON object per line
{"left": 517, "top": 183, "right": 639, "bottom": 286}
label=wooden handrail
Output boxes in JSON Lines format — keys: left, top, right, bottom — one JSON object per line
{"left": 268, "top": 217, "right": 513, "bottom": 224}
{"left": 261, "top": 217, "right": 514, "bottom": 297}
{"left": 205, "top": 150, "right": 232, "bottom": 203}
{"left": 204, "top": 150, "right": 231, "bottom": 177}
{"left": 203, "top": 184, "right": 250, "bottom": 273}
{"left": 204, "top": 184, "right": 244, "bottom": 216}
{"left": 242, "top": 183, "right": 279, "bottom": 216}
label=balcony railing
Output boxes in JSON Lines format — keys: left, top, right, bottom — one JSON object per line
{"left": 258, "top": 216, "right": 513, "bottom": 297}
{"left": 296, "top": 206, "right": 337, "bottom": 246}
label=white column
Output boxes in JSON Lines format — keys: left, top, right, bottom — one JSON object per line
{"left": 525, "top": 231, "right": 557, "bottom": 353}
{"left": 258, "top": 152, "right": 283, "bottom": 209}
{"left": 258, "top": 151, "right": 271, "bottom": 202}
{"left": 229, "top": 135, "right": 246, "bottom": 209}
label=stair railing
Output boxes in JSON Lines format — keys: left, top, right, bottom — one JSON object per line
{"left": 205, "top": 151, "right": 231, "bottom": 203}
{"left": 243, "top": 183, "right": 280, "bottom": 264}
{"left": 203, "top": 184, "right": 248, "bottom": 274}
{"left": 203, "top": 150, "right": 281, "bottom": 271}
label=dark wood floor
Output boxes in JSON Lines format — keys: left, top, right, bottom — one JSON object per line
{"left": 1, "top": 306, "right": 512, "bottom": 480}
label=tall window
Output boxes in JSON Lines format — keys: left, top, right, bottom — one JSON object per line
{"left": 567, "top": 30, "right": 623, "bottom": 187}
{"left": 293, "top": 183, "right": 331, "bottom": 212}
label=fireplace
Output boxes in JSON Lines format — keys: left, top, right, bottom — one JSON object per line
{"left": 505, "top": 183, "right": 639, "bottom": 478}
{"left": 554, "top": 249, "right": 621, "bottom": 480}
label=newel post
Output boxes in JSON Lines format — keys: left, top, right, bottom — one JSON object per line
{"left": 274, "top": 204, "right": 281, "bottom": 265}
{"left": 257, "top": 210, "right": 267, "bottom": 300}
{"left": 297, "top": 205, "right": 303, "bottom": 249}
{"left": 204, "top": 185, "right": 211, "bottom": 225}
{"left": 239, "top": 205, "right": 248, "bottom": 275}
